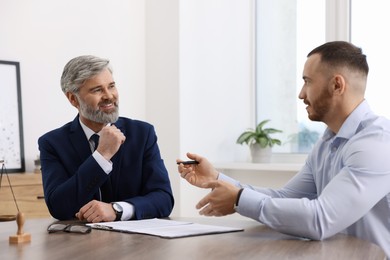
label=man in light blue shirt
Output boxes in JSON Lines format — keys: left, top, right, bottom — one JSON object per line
{"left": 177, "top": 41, "right": 390, "bottom": 258}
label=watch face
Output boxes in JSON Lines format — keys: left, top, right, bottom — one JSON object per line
{"left": 113, "top": 203, "right": 123, "bottom": 212}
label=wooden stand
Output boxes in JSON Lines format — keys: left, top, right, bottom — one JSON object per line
{"left": 9, "top": 212, "right": 31, "bottom": 243}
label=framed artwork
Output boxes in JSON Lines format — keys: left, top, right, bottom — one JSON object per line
{"left": 0, "top": 60, "right": 25, "bottom": 172}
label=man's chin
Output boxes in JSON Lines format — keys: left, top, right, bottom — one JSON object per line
{"left": 85, "top": 113, "right": 118, "bottom": 124}
{"left": 308, "top": 115, "right": 321, "bottom": 122}
{"left": 103, "top": 114, "right": 119, "bottom": 123}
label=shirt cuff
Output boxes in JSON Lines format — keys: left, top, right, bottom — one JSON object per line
{"left": 92, "top": 151, "right": 113, "bottom": 174}
{"left": 116, "top": 201, "right": 135, "bottom": 220}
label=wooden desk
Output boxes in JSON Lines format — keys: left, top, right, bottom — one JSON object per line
{"left": 0, "top": 217, "right": 386, "bottom": 260}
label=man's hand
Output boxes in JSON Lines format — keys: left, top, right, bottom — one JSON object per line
{"left": 97, "top": 125, "right": 126, "bottom": 160}
{"left": 177, "top": 152, "right": 219, "bottom": 188}
{"left": 196, "top": 180, "right": 240, "bottom": 217}
{"left": 76, "top": 200, "right": 116, "bottom": 223}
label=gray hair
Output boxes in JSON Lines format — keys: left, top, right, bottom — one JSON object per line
{"left": 60, "top": 55, "right": 113, "bottom": 93}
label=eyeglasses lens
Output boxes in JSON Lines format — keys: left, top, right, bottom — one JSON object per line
{"left": 65, "top": 225, "right": 91, "bottom": 234}
{"left": 47, "top": 223, "right": 68, "bottom": 233}
{"left": 47, "top": 223, "right": 91, "bottom": 234}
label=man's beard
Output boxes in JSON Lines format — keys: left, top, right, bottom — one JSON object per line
{"left": 306, "top": 87, "right": 332, "bottom": 122}
{"left": 78, "top": 99, "right": 119, "bottom": 124}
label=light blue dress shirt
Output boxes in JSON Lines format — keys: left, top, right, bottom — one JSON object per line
{"left": 220, "top": 100, "right": 390, "bottom": 258}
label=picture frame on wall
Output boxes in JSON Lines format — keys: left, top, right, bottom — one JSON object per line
{"left": 0, "top": 60, "right": 25, "bottom": 173}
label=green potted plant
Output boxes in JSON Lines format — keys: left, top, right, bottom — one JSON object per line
{"left": 236, "top": 119, "right": 282, "bottom": 163}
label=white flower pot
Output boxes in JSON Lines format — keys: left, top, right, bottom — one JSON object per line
{"left": 250, "top": 144, "right": 272, "bottom": 163}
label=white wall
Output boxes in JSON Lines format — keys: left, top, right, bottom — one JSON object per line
{"left": 178, "top": 0, "right": 254, "bottom": 216}
{"left": 145, "top": 0, "right": 181, "bottom": 217}
{"left": 1, "top": 0, "right": 257, "bottom": 218}
{"left": 179, "top": 0, "right": 254, "bottom": 162}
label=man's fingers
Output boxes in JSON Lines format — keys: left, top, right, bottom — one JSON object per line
{"left": 196, "top": 194, "right": 211, "bottom": 209}
{"left": 179, "top": 167, "right": 193, "bottom": 178}
{"left": 199, "top": 205, "right": 214, "bottom": 216}
{"left": 186, "top": 152, "right": 201, "bottom": 162}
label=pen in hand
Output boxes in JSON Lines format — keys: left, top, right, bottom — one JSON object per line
{"left": 177, "top": 160, "right": 199, "bottom": 165}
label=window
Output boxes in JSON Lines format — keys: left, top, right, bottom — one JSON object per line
{"left": 256, "top": 0, "right": 326, "bottom": 153}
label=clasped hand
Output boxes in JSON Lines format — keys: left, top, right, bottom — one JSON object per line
{"left": 177, "top": 152, "right": 240, "bottom": 217}
{"left": 96, "top": 125, "right": 126, "bottom": 160}
{"left": 75, "top": 200, "right": 116, "bottom": 223}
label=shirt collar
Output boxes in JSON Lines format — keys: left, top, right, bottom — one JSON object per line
{"left": 323, "top": 100, "right": 372, "bottom": 141}
{"left": 79, "top": 118, "right": 110, "bottom": 140}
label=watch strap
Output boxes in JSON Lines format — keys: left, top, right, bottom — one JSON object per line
{"left": 111, "top": 202, "right": 123, "bottom": 221}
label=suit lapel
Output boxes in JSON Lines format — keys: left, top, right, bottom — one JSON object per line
{"left": 69, "top": 115, "right": 92, "bottom": 161}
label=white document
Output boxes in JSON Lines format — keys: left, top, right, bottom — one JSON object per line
{"left": 87, "top": 218, "right": 243, "bottom": 238}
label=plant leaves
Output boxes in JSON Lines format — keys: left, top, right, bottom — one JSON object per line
{"left": 237, "top": 119, "right": 283, "bottom": 147}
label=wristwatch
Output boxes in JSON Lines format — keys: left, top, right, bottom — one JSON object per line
{"left": 111, "top": 202, "right": 123, "bottom": 221}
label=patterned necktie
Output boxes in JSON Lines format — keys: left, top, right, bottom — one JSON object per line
{"left": 89, "top": 133, "right": 112, "bottom": 202}
{"left": 90, "top": 134, "right": 99, "bottom": 151}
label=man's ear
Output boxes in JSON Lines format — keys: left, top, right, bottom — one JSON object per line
{"left": 66, "top": 92, "right": 79, "bottom": 108}
{"left": 332, "top": 74, "right": 346, "bottom": 95}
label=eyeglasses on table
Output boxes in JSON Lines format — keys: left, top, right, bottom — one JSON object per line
{"left": 47, "top": 223, "right": 91, "bottom": 234}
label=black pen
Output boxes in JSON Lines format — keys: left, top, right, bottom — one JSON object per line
{"left": 92, "top": 224, "right": 113, "bottom": 230}
{"left": 177, "top": 160, "right": 199, "bottom": 165}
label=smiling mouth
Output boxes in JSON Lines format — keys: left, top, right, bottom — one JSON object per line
{"left": 99, "top": 102, "right": 117, "bottom": 112}
{"left": 100, "top": 103, "right": 113, "bottom": 108}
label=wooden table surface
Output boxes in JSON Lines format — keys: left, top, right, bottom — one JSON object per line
{"left": 0, "top": 217, "right": 386, "bottom": 260}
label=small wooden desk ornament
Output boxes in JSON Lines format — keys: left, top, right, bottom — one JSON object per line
{"left": 9, "top": 212, "right": 31, "bottom": 243}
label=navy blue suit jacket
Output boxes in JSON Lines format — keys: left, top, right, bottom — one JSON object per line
{"left": 38, "top": 115, "right": 174, "bottom": 220}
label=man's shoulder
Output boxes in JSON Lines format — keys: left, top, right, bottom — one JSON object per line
{"left": 117, "top": 117, "right": 153, "bottom": 129}
{"left": 362, "top": 115, "right": 390, "bottom": 133}
{"left": 38, "top": 121, "right": 74, "bottom": 141}
{"left": 348, "top": 115, "right": 390, "bottom": 149}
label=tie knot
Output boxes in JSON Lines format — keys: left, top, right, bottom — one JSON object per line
{"left": 90, "top": 134, "right": 100, "bottom": 151}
